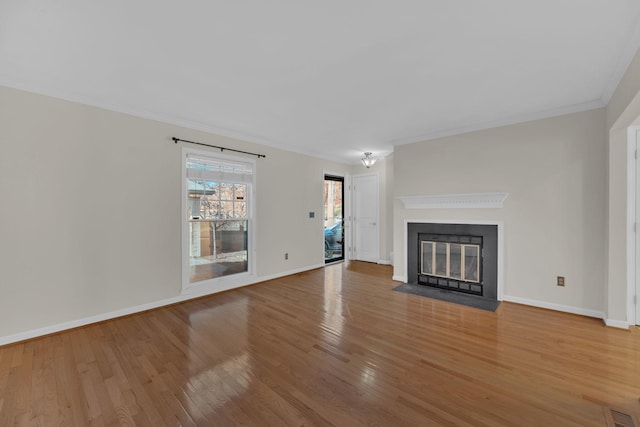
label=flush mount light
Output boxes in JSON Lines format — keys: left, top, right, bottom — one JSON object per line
{"left": 361, "top": 152, "right": 376, "bottom": 168}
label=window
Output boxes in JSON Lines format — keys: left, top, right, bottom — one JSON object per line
{"left": 183, "top": 150, "right": 255, "bottom": 287}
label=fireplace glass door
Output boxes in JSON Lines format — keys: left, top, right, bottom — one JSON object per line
{"left": 421, "top": 241, "right": 480, "bottom": 283}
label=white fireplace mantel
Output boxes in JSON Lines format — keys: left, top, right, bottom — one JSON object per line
{"left": 397, "top": 192, "right": 508, "bottom": 209}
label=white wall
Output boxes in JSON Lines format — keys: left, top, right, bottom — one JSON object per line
{"left": 0, "top": 85, "right": 349, "bottom": 340}
{"left": 606, "top": 47, "right": 640, "bottom": 324}
{"left": 393, "top": 109, "right": 607, "bottom": 315}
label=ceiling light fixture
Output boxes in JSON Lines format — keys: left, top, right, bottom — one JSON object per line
{"left": 361, "top": 152, "right": 376, "bottom": 168}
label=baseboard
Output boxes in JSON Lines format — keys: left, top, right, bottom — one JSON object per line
{"left": 181, "top": 263, "right": 324, "bottom": 299}
{"left": 603, "top": 318, "right": 630, "bottom": 329}
{"left": 502, "top": 295, "right": 605, "bottom": 319}
{"left": 392, "top": 275, "right": 407, "bottom": 282}
{"left": 377, "top": 259, "right": 392, "bottom": 265}
{"left": 0, "top": 297, "right": 187, "bottom": 347}
{"left": 0, "top": 263, "right": 325, "bottom": 347}
{"left": 252, "top": 263, "right": 325, "bottom": 283}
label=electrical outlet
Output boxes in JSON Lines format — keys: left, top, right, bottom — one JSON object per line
{"left": 285, "top": 253, "right": 288, "bottom": 260}
{"left": 557, "top": 276, "right": 565, "bottom": 287}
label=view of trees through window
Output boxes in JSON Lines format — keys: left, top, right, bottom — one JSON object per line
{"left": 187, "top": 178, "right": 249, "bottom": 283}
{"left": 188, "top": 180, "right": 247, "bottom": 221}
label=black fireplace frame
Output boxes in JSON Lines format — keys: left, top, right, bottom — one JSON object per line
{"left": 407, "top": 222, "right": 498, "bottom": 300}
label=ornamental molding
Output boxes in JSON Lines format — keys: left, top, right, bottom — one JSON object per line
{"left": 398, "top": 192, "right": 508, "bottom": 209}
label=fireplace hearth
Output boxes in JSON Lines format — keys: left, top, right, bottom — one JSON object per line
{"left": 407, "top": 223, "right": 498, "bottom": 300}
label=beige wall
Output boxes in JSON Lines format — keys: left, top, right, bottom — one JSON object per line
{"left": 605, "top": 47, "right": 640, "bottom": 324}
{"left": 0, "top": 85, "right": 349, "bottom": 339}
{"left": 384, "top": 153, "right": 394, "bottom": 263}
{"left": 393, "top": 109, "right": 607, "bottom": 314}
{"left": 4, "top": 44, "right": 638, "bottom": 340}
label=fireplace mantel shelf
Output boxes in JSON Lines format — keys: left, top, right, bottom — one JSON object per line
{"left": 398, "top": 192, "right": 508, "bottom": 209}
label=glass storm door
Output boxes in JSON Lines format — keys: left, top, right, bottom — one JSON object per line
{"left": 324, "top": 175, "right": 344, "bottom": 263}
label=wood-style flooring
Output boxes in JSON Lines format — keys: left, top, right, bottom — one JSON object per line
{"left": 1, "top": 261, "right": 639, "bottom": 426}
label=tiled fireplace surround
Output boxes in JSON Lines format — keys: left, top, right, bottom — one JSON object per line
{"left": 407, "top": 222, "right": 499, "bottom": 300}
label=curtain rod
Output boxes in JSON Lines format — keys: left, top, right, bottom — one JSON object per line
{"left": 172, "top": 137, "right": 266, "bottom": 159}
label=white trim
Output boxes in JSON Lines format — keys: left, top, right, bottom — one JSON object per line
{"left": 262, "top": 263, "right": 325, "bottom": 280}
{"left": 629, "top": 126, "right": 640, "bottom": 326}
{"left": 502, "top": 295, "right": 605, "bottom": 320}
{"left": 0, "top": 78, "right": 613, "bottom": 166}
{"left": 0, "top": 81, "right": 353, "bottom": 165}
{"left": 402, "top": 219, "right": 505, "bottom": 300}
{"left": 391, "top": 100, "right": 604, "bottom": 147}
{"left": 181, "top": 147, "right": 189, "bottom": 289}
{"left": 182, "top": 272, "right": 254, "bottom": 297}
{"left": 604, "top": 318, "right": 630, "bottom": 329}
{"left": 398, "top": 192, "right": 508, "bottom": 209}
{"left": 377, "top": 259, "right": 392, "bottom": 265}
{"left": 393, "top": 274, "right": 408, "bottom": 282}
{"left": 0, "top": 263, "right": 324, "bottom": 347}
{"left": 181, "top": 147, "right": 257, "bottom": 293}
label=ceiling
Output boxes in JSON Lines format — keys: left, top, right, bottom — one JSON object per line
{"left": 2, "top": 1, "right": 640, "bottom": 164}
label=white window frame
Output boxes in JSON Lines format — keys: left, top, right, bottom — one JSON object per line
{"left": 181, "top": 146, "right": 257, "bottom": 294}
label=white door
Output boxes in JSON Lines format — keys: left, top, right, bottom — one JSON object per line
{"left": 353, "top": 174, "right": 379, "bottom": 263}
{"left": 636, "top": 129, "right": 640, "bottom": 325}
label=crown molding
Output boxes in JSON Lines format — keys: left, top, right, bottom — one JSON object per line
{"left": 390, "top": 100, "right": 605, "bottom": 147}
{"left": 0, "top": 80, "right": 352, "bottom": 165}
{"left": 398, "top": 192, "right": 508, "bottom": 209}
{"left": 600, "top": 17, "right": 640, "bottom": 104}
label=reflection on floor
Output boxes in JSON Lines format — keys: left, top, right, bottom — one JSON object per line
{"left": 393, "top": 282, "right": 501, "bottom": 311}
{"left": 1, "top": 261, "right": 639, "bottom": 425}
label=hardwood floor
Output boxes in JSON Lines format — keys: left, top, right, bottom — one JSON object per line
{"left": 1, "top": 261, "right": 639, "bottom": 426}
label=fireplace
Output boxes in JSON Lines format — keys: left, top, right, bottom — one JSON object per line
{"left": 407, "top": 222, "right": 498, "bottom": 300}
{"left": 418, "top": 233, "right": 483, "bottom": 295}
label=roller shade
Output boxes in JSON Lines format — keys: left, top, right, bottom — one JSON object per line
{"left": 186, "top": 154, "right": 253, "bottom": 183}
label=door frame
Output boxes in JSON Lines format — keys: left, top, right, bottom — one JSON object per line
{"left": 323, "top": 171, "right": 348, "bottom": 263}
{"left": 630, "top": 126, "right": 640, "bottom": 325}
{"left": 352, "top": 172, "right": 380, "bottom": 263}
